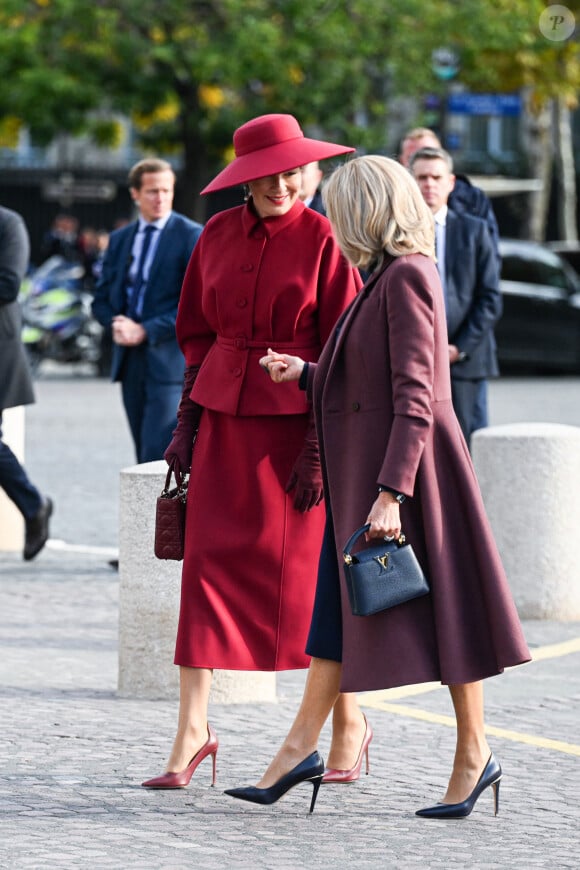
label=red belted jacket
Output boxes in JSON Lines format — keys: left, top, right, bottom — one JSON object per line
{"left": 176, "top": 199, "right": 361, "bottom": 415}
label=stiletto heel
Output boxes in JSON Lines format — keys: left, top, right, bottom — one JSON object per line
{"left": 322, "top": 714, "right": 373, "bottom": 784}
{"left": 224, "top": 751, "right": 325, "bottom": 813}
{"left": 142, "top": 724, "right": 219, "bottom": 789}
{"left": 309, "top": 775, "right": 323, "bottom": 813}
{"left": 492, "top": 778, "right": 500, "bottom": 816}
{"left": 415, "top": 753, "right": 502, "bottom": 819}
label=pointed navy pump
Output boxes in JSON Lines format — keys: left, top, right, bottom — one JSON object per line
{"left": 224, "top": 751, "right": 325, "bottom": 813}
{"left": 415, "top": 753, "right": 502, "bottom": 819}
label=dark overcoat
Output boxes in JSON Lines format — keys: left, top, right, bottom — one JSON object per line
{"left": 443, "top": 210, "right": 501, "bottom": 381}
{"left": 0, "top": 207, "right": 35, "bottom": 412}
{"left": 309, "top": 253, "right": 530, "bottom": 692}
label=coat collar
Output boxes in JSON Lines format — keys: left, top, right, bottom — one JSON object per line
{"left": 241, "top": 198, "right": 307, "bottom": 239}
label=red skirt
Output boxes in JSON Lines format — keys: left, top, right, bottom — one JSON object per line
{"left": 174, "top": 410, "right": 326, "bottom": 670}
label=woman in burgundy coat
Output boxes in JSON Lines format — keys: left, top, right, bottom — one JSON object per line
{"left": 226, "top": 156, "right": 531, "bottom": 817}
{"left": 142, "top": 115, "right": 365, "bottom": 790}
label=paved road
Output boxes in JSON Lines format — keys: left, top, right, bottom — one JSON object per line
{"left": 22, "top": 369, "right": 580, "bottom": 550}
{"left": 0, "top": 369, "right": 579, "bottom": 868}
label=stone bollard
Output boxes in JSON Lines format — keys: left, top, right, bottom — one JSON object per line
{"left": 0, "top": 407, "right": 25, "bottom": 552}
{"left": 472, "top": 423, "right": 580, "bottom": 620}
{"left": 118, "top": 460, "right": 277, "bottom": 702}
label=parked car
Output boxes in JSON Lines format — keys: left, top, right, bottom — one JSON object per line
{"left": 495, "top": 239, "right": 580, "bottom": 373}
{"left": 546, "top": 240, "right": 580, "bottom": 276}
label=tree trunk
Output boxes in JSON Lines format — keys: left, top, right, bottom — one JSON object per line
{"left": 555, "top": 96, "right": 578, "bottom": 242}
{"left": 172, "top": 83, "right": 210, "bottom": 224}
{"left": 523, "top": 95, "right": 553, "bottom": 242}
{"left": 178, "top": 133, "right": 209, "bottom": 224}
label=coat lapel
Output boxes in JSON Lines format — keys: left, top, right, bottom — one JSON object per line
{"left": 443, "top": 210, "right": 458, "bottom": 290}
{"left": 324, "top": 259, "right": 392, "bottom": 378}
{"left": 113, "top": 223, "right": 138, "bottom": 307}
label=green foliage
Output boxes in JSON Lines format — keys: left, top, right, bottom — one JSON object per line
{"left": 0, "top": 0, "right": 579, "bottom": 201}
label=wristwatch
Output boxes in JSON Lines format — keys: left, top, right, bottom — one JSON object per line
{"left": 378, "top": 485, "right": 406, "bottom": 504}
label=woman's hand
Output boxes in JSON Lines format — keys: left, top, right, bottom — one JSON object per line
{"left": 365, "top": 491, "right": 401, "bottom": 541}
{"left": 259, "top": 348, "right": 305, "bottom": 383}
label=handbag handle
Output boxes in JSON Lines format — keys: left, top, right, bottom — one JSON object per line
{"left": 343, "top": 524, "right": 406, "bottom": 564}
{"left": 162, "top": 461, "right": 187, "bottom": 495}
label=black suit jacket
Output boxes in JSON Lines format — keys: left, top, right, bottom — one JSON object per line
{"left": 0, "top": 207, "right": 35, "bottom": 411}
{"left": 443, "top": 210, "right": 502, "bottom": 380}
{"left": 307, "top": 189, "right": 326, "bottom": 215}
{"left": 92, "top": 211, "right": 202, "bottom": 383}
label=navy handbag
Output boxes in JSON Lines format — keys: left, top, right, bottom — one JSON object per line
{"left": 342, "top": 524, "right": 429, "bottom": 617}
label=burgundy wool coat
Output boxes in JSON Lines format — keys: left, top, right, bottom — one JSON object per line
{"left": 308, "top": 253, "right": 530, "bottom": 692}
{"left": 173, "top": 199, "right": 361, "bottom": 671}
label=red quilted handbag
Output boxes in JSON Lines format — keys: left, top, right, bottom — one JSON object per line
{"left": 154, "top": 464, "right": 188, "bottom": 560}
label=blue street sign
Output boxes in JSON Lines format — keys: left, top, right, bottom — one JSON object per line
{"left": 447, "top": 93, "right": 521, "bottom": 117}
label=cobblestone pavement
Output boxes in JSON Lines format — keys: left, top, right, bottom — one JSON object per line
{"left": 1, "top": 550, "right": 579, "bottom": 870}
{"left": 0, "top": 372, "right": 579, "bottom": 868}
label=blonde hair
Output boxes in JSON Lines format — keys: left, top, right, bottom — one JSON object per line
{"left": 322, "top": 155, "right": 435, "bottom": 271}
{"left": 402, "top": 127, "right": 440, "bottom": 147}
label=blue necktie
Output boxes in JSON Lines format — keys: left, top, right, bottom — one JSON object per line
{"left": 128, "top": 224, "right": 156, "bottom": 320}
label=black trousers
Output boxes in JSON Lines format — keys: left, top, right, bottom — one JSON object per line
{"left": 451, "top": 378, "right": 487, "bottom": 446}
{"left": 120, "top": 347, "right": 182, "bottom": 464}
{"left": 0, "top": 412, "right": 42, "bottom": 519}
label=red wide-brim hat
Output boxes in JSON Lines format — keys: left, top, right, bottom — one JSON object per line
{"left": 201, "top": 113, "right": 355, "bottom": 194}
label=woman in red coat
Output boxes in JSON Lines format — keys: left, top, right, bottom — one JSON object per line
{"left": 227, "top": 155, "right": 531, "bottom": 817}
{"left": 142, "top": 115, "right": 365, "bottom": 789}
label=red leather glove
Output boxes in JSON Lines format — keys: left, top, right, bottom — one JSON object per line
{"left": 285, "top": 412, "right": 324, "bottom": 513}
{"left": 163, "top": 365, "right": 202, "bottom": 475}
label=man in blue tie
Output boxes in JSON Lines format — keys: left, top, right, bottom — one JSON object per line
{"left": 93, "top": 159, "right": 203, "bottom": 462}
{"left": 410, "top": 147, "right": 502, "bottom": 446}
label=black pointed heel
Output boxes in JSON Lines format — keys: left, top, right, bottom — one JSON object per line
{"left": 224, "top": 751, "right": 325, "bottom": 813}
{"left": 415, "top": 753, "right": 502, "bottom": 819}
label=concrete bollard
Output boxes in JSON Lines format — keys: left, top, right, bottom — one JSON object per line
{"left": 0, "top": 407, "right": 25, "bottom": 552}
{"left": 472, "top": 423, "right": 580, "bottom": 620}
{"left": 118, "top": 460, "right": 277, "bottom": 702}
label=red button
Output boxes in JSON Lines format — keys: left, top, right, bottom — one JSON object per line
{"left": 241, "top": 263, "right": 254, "bottom": 272}
{"left": 236, "top": 298, "right": 247, "bottom": 308}
{"left": 233, "top": 367, "right": 242, "bottom": 377}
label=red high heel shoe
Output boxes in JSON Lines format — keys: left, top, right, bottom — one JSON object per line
{"left": 141, "top": 724, "right": 218, "bottom": 789}
{"left": 322, "top": 714, "right": 373, "bottom": 784}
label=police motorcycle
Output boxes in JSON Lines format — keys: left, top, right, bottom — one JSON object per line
{"left": 19, "top": 256, "right": 105, "bottom": 375}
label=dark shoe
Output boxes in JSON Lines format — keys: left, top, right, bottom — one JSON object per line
{"left": 415, "top": 753, "right": 502, "bottom": 819}
{"left": 224, "top": 751, "right": 324, "bottom": 813}
{"left": 323, "top": 714, "right": 373, "bottom": 783}
{"left": 23, "top": 497, "right": 53, "bottom": 561}
{"left": 141, "top": 724, "right": 218, "bottom": 789}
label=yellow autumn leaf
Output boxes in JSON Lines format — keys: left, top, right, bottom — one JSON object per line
{"left": 133, "top": 100, "right": 179, "bottom": 128}
{"left": 288, "top": 65, "right": 305, "bottom": 85}
{"left": 198, "top": 84, "right": 226, "bottom": 109}
{"left": 0, "top": 115, "right": 22, "bottom": 148}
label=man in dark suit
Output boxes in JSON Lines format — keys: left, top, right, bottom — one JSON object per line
{"left": 92, "top": 158, "right": 203, "bottom": 462}
{"left": 299, "top": 162, "right": 325, "bottom": 214}
{"left": 0, "top": 205, "right": 52, "bottom": 559}
{"left": 410, "top": 147, "right": 502, "bottom": 445}
{"left": 399, "top": 127, "right": 500, "bottom": 263}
